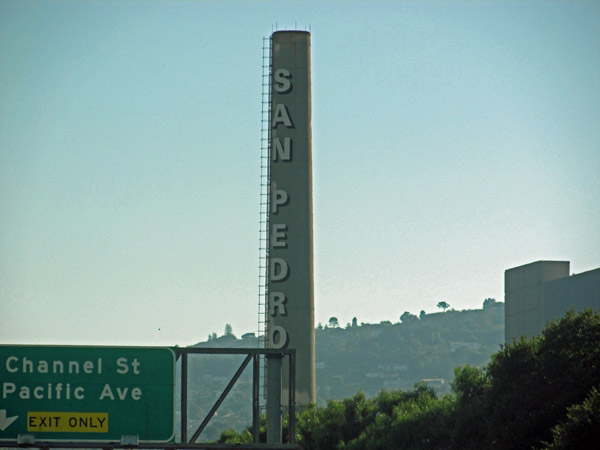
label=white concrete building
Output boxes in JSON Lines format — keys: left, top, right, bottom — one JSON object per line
{"left": 505, "top": 261, "right": 600, "bottom": 342}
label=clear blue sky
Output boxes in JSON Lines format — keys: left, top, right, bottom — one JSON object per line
{"left": 2, "top": 0, "right": 599, "bottom": 346}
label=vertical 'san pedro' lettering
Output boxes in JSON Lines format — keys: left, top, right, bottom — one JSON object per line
{"left": 266, "top": 31, "right": 315, "bottom": 407}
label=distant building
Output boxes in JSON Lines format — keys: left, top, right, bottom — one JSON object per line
{"left": 421, "top": 378, "right": 446, "bottom": 388}
{"left": 505, "top": 261, "right": 600, "bottom": 342}
{"left": 449, "top": 342, "right": 482, "bottom": 352}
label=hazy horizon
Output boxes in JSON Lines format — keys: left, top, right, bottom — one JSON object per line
{"left": 2, "top": 0, "right": 599, "bottom": 346}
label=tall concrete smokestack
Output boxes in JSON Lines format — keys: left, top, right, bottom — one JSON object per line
{"left": 266, "top": 30, "right": 316, "bottom": 409}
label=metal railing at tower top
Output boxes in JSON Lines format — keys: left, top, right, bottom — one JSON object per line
{"left": 0, "top": 347, "right": 300, "bottom": 450}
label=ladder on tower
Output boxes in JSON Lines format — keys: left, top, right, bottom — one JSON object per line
{"left": 258, "top": 35, "right": 272, "bottom": 406}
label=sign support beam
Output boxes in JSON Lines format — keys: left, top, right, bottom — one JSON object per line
{"left": 265, "top": 354, "right": 282, "bottom": 444}
{"left": 180, "top": 351, "right": 188, "bottom": 444}
{"left": 252, "top": 354, "right": 260, "bottom": 444}
{"left": 188, "top": 354, "right": 253, "bottom": 443}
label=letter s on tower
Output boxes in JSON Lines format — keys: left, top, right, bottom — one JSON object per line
{"left": 274, "top": 68, "right": 292, "bottom": 94}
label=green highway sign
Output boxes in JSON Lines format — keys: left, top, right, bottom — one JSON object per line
{"left": 0, "top": 346, "right": 175, "bottom": 442}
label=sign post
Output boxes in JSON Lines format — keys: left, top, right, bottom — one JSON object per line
{"left": 0, "top": 346, "right": 175, "bottom": 442}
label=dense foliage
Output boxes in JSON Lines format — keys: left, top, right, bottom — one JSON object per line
{"left": 219, "top": 310, "right": 600, "bottom": 449}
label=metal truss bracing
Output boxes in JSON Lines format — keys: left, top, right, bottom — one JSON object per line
{"left": 0, "top": 348, "right": 300, "bottom": 450}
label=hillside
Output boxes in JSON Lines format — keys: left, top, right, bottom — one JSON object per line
{"left": 182, "top": 301, "right": 504, "bottom": 441}
{"left": 315, "top": 301, "right": 504, "bottom": 400}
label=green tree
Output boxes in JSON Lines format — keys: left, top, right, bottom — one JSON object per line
{"left": 437, "top": 301, "right": 450, "bottom": 312}
{"left": 347, "top": 384, "right": 453, "bottom": 450}
{"left": 482, "top": 298, "right": 497, "bottom": 309}
{"left": 486, "top": 309, "right": 600, "bottom": 450}
{"left": 536, "top": 309, "right": 600, "bottom": 445}
{"left": 542, "top": 387, "right": 600, "bottom": 450}
{"left": 400, "top": 311, "right": 418, "bottom": 323}
{"left": 298, "top": 392, "right": 375, "bottom": 450}
{"left": 216, "top": 428, "right": 252, "bottom": 444}
{"left": 224, "top": 323, "right": 233, "bottom": 336}
{"left": 450, "top": 365, "right": 490, "bottom": 449}
{"left": 485, "top": 337, "right": 542, "bottom": 449}
{"left": 328, "top": 317, "right": 339, "bottom": 328}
